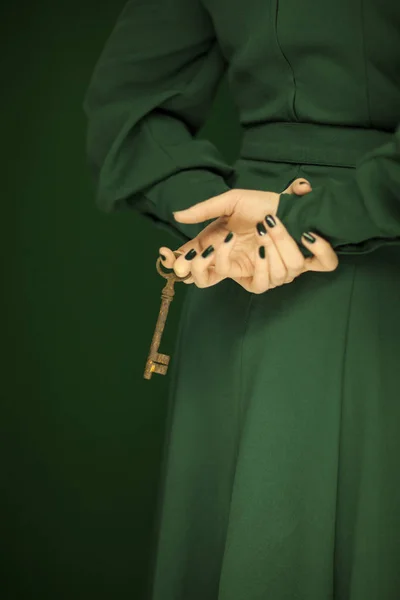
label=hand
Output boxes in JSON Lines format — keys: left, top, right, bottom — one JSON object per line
{"left": 243, "top": 214, "right": 339, "bottom": 293}
{"left": 159, "top": 178, "right": 339, "bottom": 291}
{"left": 159, "top": 177, "right": 307, "bottom": 285}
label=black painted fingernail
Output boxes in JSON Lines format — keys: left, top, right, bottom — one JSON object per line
{"left": 201, "top": 245, "right": 214, "bottom": 258}
{"left": 256, "top": 222, "right": 267, "bottom": 236}
{"left": 224, "top": 231, "right": 234, "bottom": 243}
{"left": 259, "top": 246, "right": 266, "bottom": 259}
{"left": 265, "top": 215, "right": 276, "bottom": 227}
{"left": 302, "top": 232, "right": 316, "bottom": 243}
{"left": 160, "top": 254, "right": 166, "bottom": 261}
{"left": 184, "top": 248, "right": 197, "bottom": 260}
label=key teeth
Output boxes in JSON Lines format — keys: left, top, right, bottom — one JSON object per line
{"left": 155, "top": 352, "right": 170, "bottom": 366}
{"left": 143, "top": 357, "right": 169, "bottom": 379}
{"left": 153, "top": 363, "right": 168, "bottom": 375}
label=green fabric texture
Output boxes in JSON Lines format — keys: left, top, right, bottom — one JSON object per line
{"left": 277, "top": 126, "right": 400, "bottom": 256}
{"left": 83, "top": 1, "right": 400, "bottom": 599}
{"left": 82, "top": 0, "right": 235, "bottom": 242}
{"left": 83, "top": 0, "right": 400, "bottom": 254}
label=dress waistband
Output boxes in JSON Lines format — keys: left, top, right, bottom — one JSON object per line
{"left": 240, "top": 121, "right": 394, "bottom": 168}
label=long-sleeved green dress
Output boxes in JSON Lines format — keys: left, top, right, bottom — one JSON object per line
{"left": 83, "top": 1, "right": 400, "bottom": 598}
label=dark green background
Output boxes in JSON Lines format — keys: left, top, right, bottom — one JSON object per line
{"left": 1, "top": 2, "right": 241, "bottom": 598}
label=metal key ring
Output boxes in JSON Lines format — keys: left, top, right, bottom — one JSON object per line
{"left": 156, "top": 250, "right": 192, "bottom": 282}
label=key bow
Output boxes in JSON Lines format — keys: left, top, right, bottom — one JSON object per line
{"left": 155, "top": 250, "right": 192, "bottom": 282}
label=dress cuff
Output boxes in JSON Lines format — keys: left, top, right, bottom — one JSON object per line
{"left": 129, "top": 169, "right": 232, "bottom": 243}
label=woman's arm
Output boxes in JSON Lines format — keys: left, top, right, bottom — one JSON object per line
{"left": 276, "top": 124, "right": 400, "bottom": 256}
{"left": 82, "top": 0, "right": 234, "bottom": 243}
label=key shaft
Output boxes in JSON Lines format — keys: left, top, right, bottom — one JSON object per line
{"left": 143, "top": 251, "right": 191, "bottom": 380}
{"left": 143, "top": 277, "right": 176, "bottom": 379}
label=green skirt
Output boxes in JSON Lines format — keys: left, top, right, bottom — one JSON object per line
{"left": 148, "top": 157, "right": 400, "bottom": 600}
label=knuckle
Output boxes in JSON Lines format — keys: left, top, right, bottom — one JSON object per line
{"left": 253, "top": 286, "right": 268, "bottom": 295}
{"left": 287, "top": 258, "right": 304, "bottom": 273}
{"left": 271, "top": 227, "right": 286, "bottom": 242}
{"left": 192, "top": 276, "right": 203, "bottom": 288}
{"left": 328, "top": 257, "right": 339, "bottom": 271}
{"left": 273, "top": 275, "right": 286, "bottom": 286}
{"left": 271, "top": 268, "right": 287, "bottom": 285}
{"left": 215, "top": 263, "right": 228, "bottom": 276}
{"left": 260, "top": 228, "right": 271, "bottom": 240}
{"left": 227, "top": 188, "right": 241, "bottom": 203}
{"left": 261, "top": 235, "right": 273, "bottom": 248}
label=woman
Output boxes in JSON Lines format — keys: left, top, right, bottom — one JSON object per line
{"left": 83, "top": 1, "right": 400, "bottom": 598}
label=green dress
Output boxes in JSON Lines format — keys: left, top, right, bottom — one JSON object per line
{"left": 83, "top": 1, "right": 400, "bottom": 598}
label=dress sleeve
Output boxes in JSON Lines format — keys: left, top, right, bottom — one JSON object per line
{"left": 82, "top": 0, "right": 235, "bottom": 243}
{"left": 276, "top": 124, "right": 400, "bottom": 257}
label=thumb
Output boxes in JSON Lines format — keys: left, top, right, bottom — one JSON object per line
{"left": 173, "top": 189, "right": 236, "bottom": 223}
{"left": 283, "top": 177, "right": 312, "bottom": 196}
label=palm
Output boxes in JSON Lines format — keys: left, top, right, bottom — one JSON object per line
{"left": 220, "top": 229, "right": 257, "bottom": 278}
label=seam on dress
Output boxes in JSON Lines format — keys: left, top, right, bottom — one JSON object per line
{"left": 274, "top": 0, "right": 298, "bottom": 121}
{"left": 332, "top": 263, "right": 357, "bottom": 598}
{"left": 360, "top": 0, "right": 372, "bottom": 127}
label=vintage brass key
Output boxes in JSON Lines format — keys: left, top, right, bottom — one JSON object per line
{"left": 143, "top": 251, "right": 191, "bottom": 380}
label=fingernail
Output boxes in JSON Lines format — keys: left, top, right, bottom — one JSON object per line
{"left": 302, "top": 232, "right": 316, "bottom": 243}
{"left": 201, "top": 245, "right": 214, "bottom": 258}
{"left": 299, "top": 181, "right": 308, "bottom": 186}
{"left": 224, "top": 231, "right": 234, "bottom": 243}
{"left": 256, "top": 222, "right": 267, "bottom": 236}
{"left": 265, "top": 215, "right": 276, "bottom": 227}
{"left": 259, "top": 246, "right": 266, "bottom": 259}
{"left": 160, "top": 254, "right": 166, "bottom": 261}
{"left": 185, "top": 248, "right": 197, "bottom": 260}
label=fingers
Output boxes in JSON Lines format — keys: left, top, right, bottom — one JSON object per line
{"left": 159, "top": 242, "right": 200, "bottom": 280}
{"left": 189, "top": 244, "right": 227, "bottom": 288}
{"left": 159, "top": 246, "right": 177, "bottom": 269}
{"left": 160, "top": 224, "right": 232, "bottom": 287}
{"left": 159, "top": 242, "right": 226, "bottom": 288}
{"left": 215, "top": 231, "right": 235, "bottom": 275}
{"left": 172, "top": 189, "right": 239, "bottom": 224}
{"left": 248, "top": 243, "right": 271, "bottom": 293}
{"left": 183, "top": 230, "right": 251, "bottom": 288}
{"left": 257, "top": 214, "right": 306, "bottom": 281}
{"left": 301, "top": 233, "right": 339, "bottom": 272}
{"left": 232, "top": 226, "right": 284, "bottom": 293}
{"left": 213, "top": 231, "right": 255, "bottom": 279}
